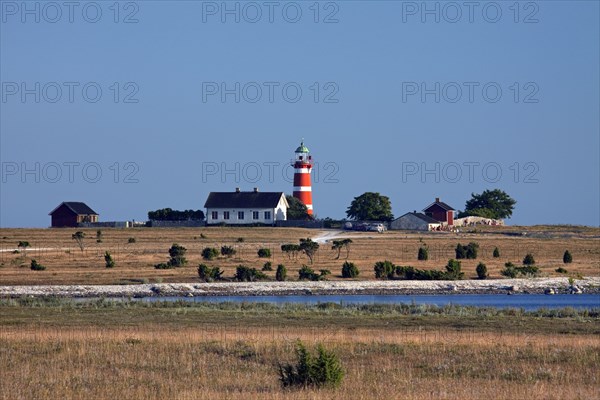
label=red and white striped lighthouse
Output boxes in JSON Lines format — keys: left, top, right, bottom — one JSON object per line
{"left": 292, "top": 140, "right": 313, "bottom": 215}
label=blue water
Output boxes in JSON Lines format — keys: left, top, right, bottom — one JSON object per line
{"left": 132, "top": 294, "right": 600, "bottom": 311}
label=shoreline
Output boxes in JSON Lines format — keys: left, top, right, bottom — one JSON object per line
{"left": 1, "top": 277, "right": 599, "bottom": 298}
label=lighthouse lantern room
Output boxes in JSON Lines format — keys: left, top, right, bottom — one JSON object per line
{"left": 292, "top": 140, "right": 314, "bottom": 215}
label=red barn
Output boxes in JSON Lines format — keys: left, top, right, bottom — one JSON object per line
{"left": 49, "top": 202, "right": 98, "bottom": 227}
{"left": 423, "top": 197, "right": 455, "bottom": 225}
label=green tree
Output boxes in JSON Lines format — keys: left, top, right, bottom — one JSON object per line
{"left": 72, "top": 231, "right": 85, "bottom": 252}
{"left": 346, "top": 192, "right": 393, "bottom": 221}
{"left": 563, "top": 250, "right": 573, "bottom": 264}
{"left": 168, "top": 244, "right": 187, "bottom": 267}
{"left": 197, "top": 264, "right": 223, "bottom": 282}
{"left": 276, "top": 264, "right": 287, "bottom": 281}
{"left": 493, "top": 247, "right": 501, "bottom": 258}
{"left": 201, "top": 247, "right": 219, "bottom": 260}
{"left": 235, "top": 265, "right": 267, "bottom": 282}
{"left": 299, "top": 238, "right": 319, "bottom": 264}
{"left": 278, "top": 341, "right": 344, "bottom": 389}
{"left": 459, "top": 189, "right": 516, "bottom": 220}
{"left": 257, "top": 248, "right": 271, "bottom": 258}
{"left": 444, "top": 259, "right": 464, "bottom": 280}
{"left": 332, "top": 239, "right": 353, "bottom": 260}
{"left": 286, "top": 195, "right": 311, "bottom": 220}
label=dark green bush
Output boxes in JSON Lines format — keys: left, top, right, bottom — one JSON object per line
{"left": 493, "top": 247, "right": 500, "bottom": 258}
{"left": 197, "top": 264, "right": 223, "bottom": 282}
{"left": 104, "top": 251, "right": 115, "bottom": 268}
{"left": 417, "top": 247, "right": 428, "bottom": 261}
{"left": 257, "top": 248, "right": 271, "bottom": 258}
{"left": 523, "top": 253, "right": 535, "bottom": 265}
{"left": 298, "top": 265, "right": 328, "bottom": 281}
{"left": 30, "top": 259, "right": 46, "bottom": 271}
{"left": 476, "top": 262, "right": 488, "bottom": 279}
{"left": 234, "top": 265, "right": 267, "bottom": 282}
{"left": 221, "top": 246, "right": 236, "bottom": 257}
{"left": 563, "top": 250, "right": 572, "bottom": 264}
{"left": 341, "top": 262, "right": 359, "bottom": 278}
{"left": 456, "top": 242, "right": 478, "bottom": 259}
{"left": 374, "top": 261, "right": 396, "bottom": 280}
{"left": 128, "top": 237, "right": 136, "bottom": 244}
{"left": 444, "top": 259, "right": 464, "bottom": 280}
{"left": 276, "top": 264, "right": 287, "bottom": 281}
{"left": 555, "top": 267, "right": 568, "bottom": 274}
{"left": 237, "top": 237, "right": 244, "bottom": 243}
{"left": 262, "top": 261, "right": 273, "bottom": 271}
{"left": 501, "top": 262, "right": 540, "bottom": 278}
{"left": 395, "top": 266, "right": 445, "bottom": 280}
{"left": 201, "top": 247, "right": 219, "bottom": 260}
{"left": 278, "top": 341, "right": 344, "bottom": 389}
{"left": 168, "top": 244, "right": 187, "bottom": 267}
{"left": 154, "top": 263, "right": 173, "bottom": 270}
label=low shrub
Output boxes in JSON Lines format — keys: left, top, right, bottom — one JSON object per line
{"left": 234, "top": 265, "right": 267, "bottom": 282}
{"left": 555, "top": 267, "right": 568, "bottom": 274}
{"left": 493, "top": 247, "right": 500, "bottom": 258}
{"left": 262, "top": 261, "right": 273, "bottom": 271}
{"left": 128, "top": 237, "right": 136, "bottom": 244}
{"left": 30, "top": 259, "right": 45, "bottom": 271}
{"left": 221, "top": 246, "right": 236, "bottom": 257}
{"left": 417, "top": 247, "right": 428, "bottom": 261}
{"left": 104, "top": 251, "right": 115, "bottom": 268}
{"left": 154, "top": 263, "right": 173, "bottom": 270}
{"left": 278, "top": 341, "right": 344, "bottom": 389}
{"left": 563, "top": 250, "right": 572, "bottom": 264}
{"left": 202, "top": 247, "right": 219, "bottom": 260}
{"left": 523, "top": 253, "right": 536, "bottom": 265}
{"left": 298, "top": 265, "right": 327, "bottom": 281}
{"left": 501, "top": 262, "right": 540, "bottom": 278}
{"left": 456, "top": 242, "right": 479, "bottom": 259}
{"left": 197, "top": 264, "right": 223, "bottom": 282}
{"left": 236, "top": 237, "right": 244, "bottom": 243}
{"left": 257, "top": 248, "right": 271, "bottom": 258}
{"left": 341, "top": 261, "right": 359, "bottom": 278}
{"left": 276, "top": 264, "right": 287, "bottom": 281}
{"left": 476, "top": 262, "right": 488, "bottom": 279}
{"left": 374, "top": 261, "right": 396, "bottom": 280}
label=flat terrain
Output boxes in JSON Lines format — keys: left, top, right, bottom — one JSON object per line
{"left": 0, "top": 301, "right": 598, "bottom": 400}
{"left": 0, "top": 226, "right": 598, "bottom": 285}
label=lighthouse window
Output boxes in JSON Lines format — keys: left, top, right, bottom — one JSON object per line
{"left": 223, "top": 211, "right": 230, "bottom": 220}
{"left": 252, "top": 211, "right": 259, "bottom": 220}
{"left": 211, "top": 211, "right": 218, "bottom": 220}
{"left": 238, "top": 211, "right": 244, "bottom": 220}
{"left": 264, "top": 211, "right": 271, "bottom": 220}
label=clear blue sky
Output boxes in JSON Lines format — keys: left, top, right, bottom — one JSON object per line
{"left": 1, "top": 1, "right": 599, "bottom": 227}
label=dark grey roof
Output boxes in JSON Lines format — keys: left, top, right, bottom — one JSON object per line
{"left": 204, "top": 192, "right": 286, "bottom": 209}
{"left": 49, "top": 202, "right": 98, "bottom": 215}
{"left": 396, "top": 212, "right": 440, "bottom": 224}
{"left": 423, "top": 200, "right": 455, "bottom": 212}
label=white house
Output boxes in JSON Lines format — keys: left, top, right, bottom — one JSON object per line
{"left": 390, "top": 212, "right": 441, "bottom": 231}
{"left": 204, "top": 188, "right": 288, "bottom": 225}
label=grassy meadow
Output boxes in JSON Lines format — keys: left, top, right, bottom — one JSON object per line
{"left": 0, "top": 300, "right": 598, "bottom": 399}
{"left": 0, "top": 226, "right": 598, "bottom": 285}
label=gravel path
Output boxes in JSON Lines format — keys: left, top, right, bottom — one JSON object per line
{"left": 1, "top": 277, "right": 599, "bottom": 298}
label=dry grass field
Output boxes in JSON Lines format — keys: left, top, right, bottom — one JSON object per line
{"left": 0, "top": 226, "right": 598, "bottom": 285}
{"left": 0, "top": 301, "right": 598, "bottom": 400}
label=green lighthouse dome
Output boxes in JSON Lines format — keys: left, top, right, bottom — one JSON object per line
{"left": 295, "top": 141, "right": 309, "bottom": 153}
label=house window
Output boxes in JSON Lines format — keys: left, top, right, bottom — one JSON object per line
{"left": 238, "top": 211, "right": 244, "bottom": 220}
{"left": 264, "top": 211, "right": 271, "bottom": 220}
{"left": 252, "top": 211, "right": 259, "bottom": 220}
{"left": 223, "top": 211, "right": 230, "bottom": 220}
{"left": 211, "top": 211, "right": 218, "bottom": 220}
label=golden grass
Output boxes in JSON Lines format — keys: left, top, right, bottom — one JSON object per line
{"left": 0, "top": 324, "right": 598, "bottom": 400}
{"left": 0, "top": 226, "right": 598, "bottom": 285}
